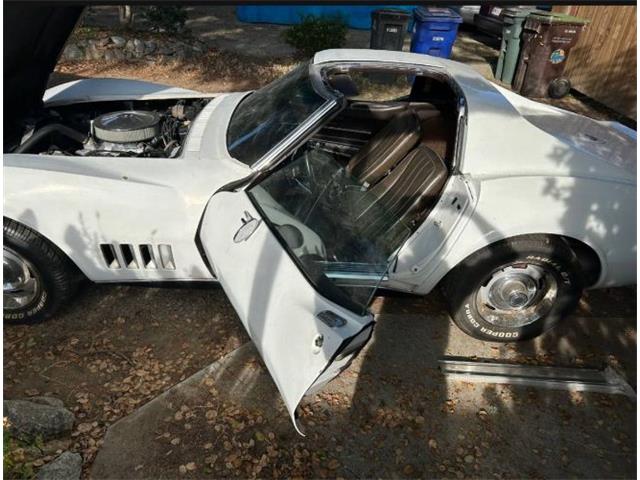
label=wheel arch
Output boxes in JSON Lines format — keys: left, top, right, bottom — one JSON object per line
{"left": 3, "top": 216, "right": 87, "bottom": 281}
{"left": 441, "top": 232, "right": 602, "bottom": 288}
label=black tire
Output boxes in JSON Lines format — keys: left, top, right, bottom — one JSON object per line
{"left": 441, "top": 235, "right": 584, "bottom": 342}
{"left": 3, "top": 218, "right": 79, "bottom": 324}
{"left": 548, "top": 77, "right": 571, "bottom": 99}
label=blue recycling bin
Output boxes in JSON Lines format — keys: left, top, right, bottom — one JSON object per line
{"left": 410, "top": 7, "right": 462, "bottom": 58}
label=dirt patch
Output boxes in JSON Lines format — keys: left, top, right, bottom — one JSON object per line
{"left": 53, "top": 48, "right": 297, "bottom": 94}
{"left": 3, "top": 283, "right": 247, "bottom": 475}
{"left": 5, "top": 284, "right": 635, "bottom": 478}
{"left": 82, "top": 288, "right": 637, "bottom": 480}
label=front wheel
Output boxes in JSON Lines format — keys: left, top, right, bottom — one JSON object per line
{"left": 4, "top": 218, "right": 79, "bottom": 324}
{"left": 441, "top": 235, "right": 584, "bottom": 342}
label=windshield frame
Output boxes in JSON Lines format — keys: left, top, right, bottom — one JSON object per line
{"left": 225, "top": 62, "right": 341, "bottom": 171}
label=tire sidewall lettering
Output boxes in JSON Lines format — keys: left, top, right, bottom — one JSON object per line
{"left": 4, "top": 290, "right": 48, "bottom": 320}
{"left": 464, "top": 303, "right": 520, "bottom": 339}
{"left": 525, "top": 255, "right": 571, "bottom": 285}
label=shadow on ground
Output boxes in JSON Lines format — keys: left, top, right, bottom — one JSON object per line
{"left": 61, "top": 285, "right": 636, "bottom": 479}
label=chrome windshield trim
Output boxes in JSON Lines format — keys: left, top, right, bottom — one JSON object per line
{"left": 250, "top": 99, "right": 340, "bottom": 172}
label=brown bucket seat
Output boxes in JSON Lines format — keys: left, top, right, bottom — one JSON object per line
{"left": 351, "top": 145, "right": 448, "bottom": 238}
{"left": 345, "top": 109, "right": 421, "bottom": 186}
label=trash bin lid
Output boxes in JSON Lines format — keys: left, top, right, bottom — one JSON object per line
{"left": 503, "top": 7, "right": 534, "bottom": 19}
{"left": 528, "top": 11, "right": 589, "bottom": 25}
{"left": 371, "top": 8, "right": 412, "bottom": 20}
{"left": 413, "top": 7, "right": 463, "bottom": 23}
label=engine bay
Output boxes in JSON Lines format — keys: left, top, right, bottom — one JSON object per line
{"left": 8, "top": 97, "right": 211, "bottom": 158}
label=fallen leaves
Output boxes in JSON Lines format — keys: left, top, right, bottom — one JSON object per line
{"left": 3, "top": 283, "right": 247, "bottom": 476}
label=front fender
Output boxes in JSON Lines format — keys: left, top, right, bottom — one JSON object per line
{"left": 3, "top": 153, "right": 215, "bottom": 282}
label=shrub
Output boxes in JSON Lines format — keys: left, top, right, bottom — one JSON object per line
{"left": 284, "top": 15, "right": 348, "bottom": 57}
{"left": 142, "top": 6, "right": 188, "bottom": 34}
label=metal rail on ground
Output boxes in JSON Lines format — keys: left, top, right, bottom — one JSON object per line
{"left": 439, "top": 356, "right": 636, "bottom": 400}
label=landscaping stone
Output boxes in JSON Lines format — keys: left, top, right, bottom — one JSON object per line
{"left": 145, "top": 40, "right": 157, "bottom": 54}
{"left": 63, "top": 44, "right": 84, "bottom": 61}
{"left": 62, "top": 32, "right": 205, "bottom": 63}
{"left": 133, "top": 38, "right": 145, "bottom": 53}
{"left": 110, "top": 35, "right": 126, "bottom": 47}
{"left": 4, "top": 399, "right": 74, "bottom": 440}
{"left": 113, "top": 49, "right": 126, "bottom": 60}
{"left": 27, "top": 397, "right": 65, "bottom": 409}
{"left": 36, "top": 451, "right": 82, "bottom": 480}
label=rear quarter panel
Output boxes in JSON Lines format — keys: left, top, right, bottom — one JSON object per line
{"left": 397, "top": 175, "right": 636, "bottom": 293}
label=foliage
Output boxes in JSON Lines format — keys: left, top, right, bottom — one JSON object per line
{"left": 3, "top": 426, "right": 38, "bottom": 479}
{"left": 283, "top": 15, "right": 348, "bottom": 57}
{"left": 142, "top": 6, "right": 188, "bottom": 34}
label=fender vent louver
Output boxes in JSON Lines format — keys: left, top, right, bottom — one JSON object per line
{"left": 99, "top": 243, "right": 175, "bottom": 270}
{"left": 158, "top": 244, "right": 176, "bottom": 270}
{"left": 139, "top": 244, "right": 157, "bottom": 269}
{"left": 100, "top": 244, "right": 121, "bottom": 269}
{"left": 120, "top": 244, "right": 139, "bottom": 269}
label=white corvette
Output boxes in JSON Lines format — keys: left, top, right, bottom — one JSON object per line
{"left": 4, "top": 8, "right": 636, "bottom": 431}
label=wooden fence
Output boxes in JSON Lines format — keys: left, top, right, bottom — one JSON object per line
{"left": 552, "top": 5, "right": 636, "bottom": 120}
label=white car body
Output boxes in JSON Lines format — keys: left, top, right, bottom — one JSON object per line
{"left": 4, "top": 49, "right": 636, "bottom": 430}
{"left": 6, "top": 50, "right": 636, "bottom": 289}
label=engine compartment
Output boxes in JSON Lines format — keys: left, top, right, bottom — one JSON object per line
{"left": 8, "top": 97, "right": 211, "bottom": 158}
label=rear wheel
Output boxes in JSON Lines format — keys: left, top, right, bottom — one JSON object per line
{"left": 441, "top": 235, "right": 584, "bottom": 342}
{"left": 3, "top": 218, "right": 79, "bottom": 324}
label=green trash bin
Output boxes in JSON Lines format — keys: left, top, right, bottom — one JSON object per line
{"left": 495, "top": 8, "right": 531, "bottom": 85}
{"left": 512, "top": 11, "right": 589, "bottom": 99}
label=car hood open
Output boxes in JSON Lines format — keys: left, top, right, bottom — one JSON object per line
{"left": 4, "top": 4, "right": 83, "bottom": 139}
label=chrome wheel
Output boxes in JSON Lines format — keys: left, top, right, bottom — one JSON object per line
{"left": 475, "top": 264, "right": 558, "bottom": 328}
{"left": 3, "top": 247, "right": 41, "bottom": 310}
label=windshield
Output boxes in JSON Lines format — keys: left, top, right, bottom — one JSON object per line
{"left": 247, "top": 147, "right": 412, "bottom": 315}
{"left": 227, "top": 63, "right": 328, "bottom": 166}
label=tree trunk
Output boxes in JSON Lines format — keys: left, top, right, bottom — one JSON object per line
{"left": 118, "top": 5, "right": 133, "bottom": 28}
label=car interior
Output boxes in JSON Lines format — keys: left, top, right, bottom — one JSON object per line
{"left": 251, "top": 66, "right": 461, "bottom": 296}
{"left": 310, "top": 66, "right": 459, "bottom": 229}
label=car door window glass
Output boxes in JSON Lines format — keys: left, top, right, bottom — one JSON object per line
{"left": 247, "top": 147, "right": 412, "bottom": 315}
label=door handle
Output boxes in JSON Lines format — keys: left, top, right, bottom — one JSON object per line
{"left": 233, "top": 211, "right": 261, "bottom": 243}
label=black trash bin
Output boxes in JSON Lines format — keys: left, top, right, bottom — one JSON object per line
{"left": 370, "top": 9, "right": 411, "bottom": 51}
{"left": 512, "top": 11, "right": 588, "bottom": 99}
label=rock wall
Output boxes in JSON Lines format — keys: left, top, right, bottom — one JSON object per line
{"left": 62, "top": 34, "right": 206, "bottom": 62}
